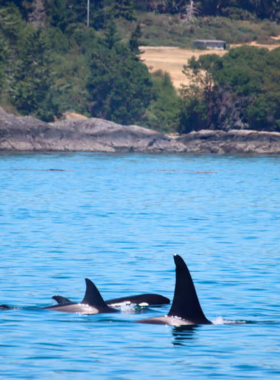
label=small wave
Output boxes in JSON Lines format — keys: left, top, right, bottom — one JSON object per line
{"left": 212, "top": 316, "right": 247, "bottom": 325}
{"left": 120, "top": 304, "right": 137, "bottom": 313}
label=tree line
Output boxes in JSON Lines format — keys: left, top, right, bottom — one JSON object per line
{"left": 0, "top": 0, "right": 155, "bottom": 124}
{"left": 0, "top": 1, "right": 280, "bottom": 133}
{"left": 2, "top": 1, "right": 280, "bottom": 22}
{"left": 136, "top": 1, "right": 280, "bottom": 22}
{"left": 179, "top": 46, "right": 280, "bottom": 133}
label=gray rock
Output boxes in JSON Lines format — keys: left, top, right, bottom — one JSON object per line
{"left": 177, "top": 130, "right": 280, "bottom": 154}
{"left": 0, "top": 107, "right": 185, "bottom": 153}
{"left": 1, "top": 107, "right": 280, "bottom": 154}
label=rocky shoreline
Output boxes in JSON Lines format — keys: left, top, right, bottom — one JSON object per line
{"left": 177, "top": 129, "right": 280, "bottom": 154}
{"left": 1, "top": 107, "right": 280, "bottom": 154}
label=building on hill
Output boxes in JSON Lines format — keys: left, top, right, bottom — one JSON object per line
{"left": 193, "top": 40, "right": 226, "bottom": 50}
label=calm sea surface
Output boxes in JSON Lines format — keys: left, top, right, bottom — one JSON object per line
{"left": 0, "top": 153, "right": 279, "bottom": 379}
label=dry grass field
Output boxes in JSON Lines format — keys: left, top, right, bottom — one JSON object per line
{"left": 141, "top": 42, "right": 280, "bottom": 88}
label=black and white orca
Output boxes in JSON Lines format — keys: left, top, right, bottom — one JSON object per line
{"left": 0, "top": 284, "right": 170, "bottom": 312}
{"left": 135, "top": 254, "right": 212, "bottom": 326}
{"left": 43, "top": 278, "right": 117, "bottom": 314}
{"left": 52, "top": 293, "right": 170, "bottom": 308}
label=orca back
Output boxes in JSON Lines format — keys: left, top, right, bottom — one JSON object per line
{"left": 106, "top": 294, "right": 170, "bottom": 307}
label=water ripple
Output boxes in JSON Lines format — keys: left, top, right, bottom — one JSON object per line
{"left": 0, "top": 153, "right": 280, "bottom": 379}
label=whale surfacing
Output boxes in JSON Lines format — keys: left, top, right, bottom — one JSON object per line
{"left": 135, "top": 255, "right": 212, "bottom": 326}
{"left": 105, "top": 294, "right": 170, "bottom": 307}
{"left": 44, "top": 278, "right": 117, "bottom": 315}
{"left": 52, "top": 294, "right": 170, "bottom": 308}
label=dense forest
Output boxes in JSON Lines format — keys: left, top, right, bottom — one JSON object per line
{"left": 136, "top": 0, "right": 280, "bottom": 22}
{"left": 179, "top": 46, "right": 280, "bottom": 132}
{"left": 0, "top": 0, "right": 280, "bottom": 132}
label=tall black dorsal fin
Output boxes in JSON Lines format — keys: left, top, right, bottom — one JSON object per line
{"left": 81, "top": 278, "right": 111, "bottom": 309}
{"left": 168, "top": 255, "right": 211, "bottom": 324}
{"left": 52, "top": 295, "right": 72, "bottom": 305}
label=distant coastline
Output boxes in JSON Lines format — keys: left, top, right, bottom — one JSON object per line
{"left": 1, "top": 107, "right": 280, "bottom": 155}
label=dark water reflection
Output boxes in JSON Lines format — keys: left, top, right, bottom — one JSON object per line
{"left": 172, "top": 325, "right": 199, "bottom": 345}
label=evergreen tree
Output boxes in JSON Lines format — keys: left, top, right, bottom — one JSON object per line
{"left": 90, "top": 0, "right": 108, "bottom": 29}
{"left": 0, "top": 4, "right": 29, "bottom": 46}
{"left": 86, "top": 44, "right": 154, "bottom": 125}
{"left": 103, "top": 18, "right": 121, "bottom": 49}
{"left": 114, "top": 0, "right": 136, "bottom": 20}
{"left": 0, "top": 0, "right": 33, "bottom": 20}
{"left": 10, "top": 30, "right": 58, "bottom": 121}
{"left": 0, "top": 3, "right": 33, "bottom": 99}
{"left": 144, "top": 71, "right": 181, "bottom": 133}
{"left": 129, "top": 23, "right": 142, "bottom": 58}
{"left": 45, "top": 0, "right": 107, "bottom": 30}
{"left": 45, "top": 0, "right": 70, "bottom": 31}
{"left": 0, "top": 35, "right": 8, "bottom": 95}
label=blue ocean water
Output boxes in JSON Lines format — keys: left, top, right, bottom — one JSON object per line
{"left": 0, "top": 152, "right": 279, "bottom": 379}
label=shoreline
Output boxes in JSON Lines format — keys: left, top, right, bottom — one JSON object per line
{"left": 1, "top": 107, "right": 280, "bottom": 155}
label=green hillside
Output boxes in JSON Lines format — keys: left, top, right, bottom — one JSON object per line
{"left": 0, "top": 0, "right": 280, "bottom": 132}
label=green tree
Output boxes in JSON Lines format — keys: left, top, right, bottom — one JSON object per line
{"left": 45, "top": 0, "right": 70, "bottom": 31}
{"left": 144, "top": 71, "right": 181, "bottom": 133}
{"left": 86, "top": 44, "right": 154, "bottom": 125}
{"left": 0, "top": 35, "right": 8, "bottom": 95}
{"left": 45, "top": 0, "right": 108, "bottom": 30}
{"left": 0, "top": 4, "right": 34, "bottom": 101}
{"left": 180, "top": 46, "right": 280, "bottom": 132}
{"left": 10, "top": 30, "right": 59, "bottom": 121}
{"left": 129, "top": 23, "right": 142, "bottom": 58}
{"left": 0, "top": 4, "right": 30, "bottom": 46}
{"left": 195, "top": 0, "right": 280, "bottom": 20}
{"left": 114, "top": 0, "right": 136, "bottom": 20}
{"left": 179, "top": 54, "right": 220, "bottom": 132}
{"left": 0, "top": 0, "right": 33, "bottom": 20}
{"left": 103, "top": 18, "right": 121, "bottom": 49}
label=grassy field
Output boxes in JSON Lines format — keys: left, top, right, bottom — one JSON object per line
{"left": 116, "top": 11, "right": 280, "bottom": 89}
{"left": 141, "top": 41, "right": 280, "bottom": 88}
{"left": 140, "top": 47, "right": 225, "bottom": 88}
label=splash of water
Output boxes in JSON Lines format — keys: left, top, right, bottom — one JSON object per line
{"left": 212, "top": 316, "right": 247, "bottom": 325}
{"left": 120, "top": 303, "right": 137, "bottom": 313}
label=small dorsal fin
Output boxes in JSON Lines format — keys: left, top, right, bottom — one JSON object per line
{"left": 168, "top": 255, "right": 210, "bottom": 324}
{"left": 52, "top": 295, "right": 72, "bottom": 305}
{"left": 81, "top": 278, "right": 110, "bottom": 308}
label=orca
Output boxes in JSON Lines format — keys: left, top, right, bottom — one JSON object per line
{"left": 0, "top": 289, "right": 170, "bottom": 312}
{"left": 43, "top": 278, "right": 117, "bottom": 315}
{"left": 52, "top": 294, "right": 170, "bottom": 308}
{"left": 106, "top": 294, "right": 170, "bottom": 307}
{"left": 0, "top": 304, "right": 14, "bottom": 310}
{"left": 135, "top": 254, "right": 212, "bottom": 326}
{"left": 52, "top": 295, "right": 72, "bottom": 305}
